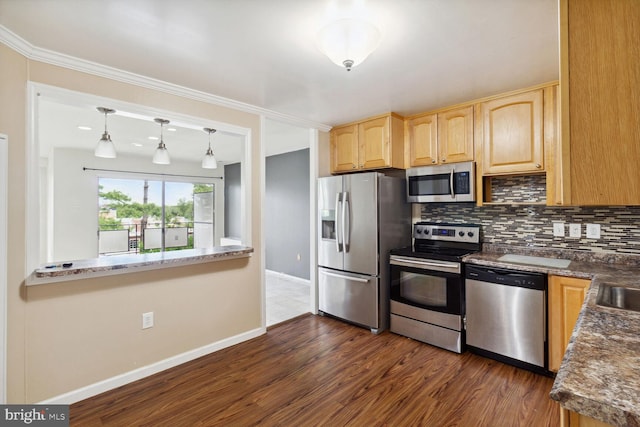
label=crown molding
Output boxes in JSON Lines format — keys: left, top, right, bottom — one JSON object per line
{"left": 0, "top": 25, "right": 332, "bottom": 132}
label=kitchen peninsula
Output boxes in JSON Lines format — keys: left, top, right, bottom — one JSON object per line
{"left": 29, "top": 245, "right": 254, "bottom": 285}
{"left": 463, "top": 244, "right": 640, "bottom": 427}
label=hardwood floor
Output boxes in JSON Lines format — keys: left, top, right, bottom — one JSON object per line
{"left": 71, "top": 314, "right": 559, "bottom": 426}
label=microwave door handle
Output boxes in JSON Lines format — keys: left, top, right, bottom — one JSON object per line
{"left": 342, "top": 192, "right": 350, "bottom": 252}
{"left": 450, "top": 168, "right": 455, "bottom": 199}
{"left": 335, "top": 192, "right": 343, "bottom": 253}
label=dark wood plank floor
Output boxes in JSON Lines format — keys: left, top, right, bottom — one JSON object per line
{"left": 71, "top": 314, "right": 559, "bottom": 426}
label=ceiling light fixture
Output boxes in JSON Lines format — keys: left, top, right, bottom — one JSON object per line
{"left": 152, "top": 118, "right": 171, "bottom": 165}
{"left": 317, "top": 18, "right": 381, "bottom": 71}
{"left": 202, "top": 128, "right": 218, "bottom": 169}
{"left": 94, "top": 107, "right": 117, "bottom": 158}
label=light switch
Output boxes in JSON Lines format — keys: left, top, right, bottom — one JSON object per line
{"left": 586, "top": 223, "right": 601, "bottom": 239}
{"left": 569, "top": 223, "right": 581, "bottom": 238}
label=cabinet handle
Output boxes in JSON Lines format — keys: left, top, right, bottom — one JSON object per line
{"left": 431, "top": 159, "right": 436, "bottom": 164}
{"left": 535, "top": 163, "right": 541, "bottom": 169}
{"left": 442, "top": 158, "right": 446, "bottom": 162}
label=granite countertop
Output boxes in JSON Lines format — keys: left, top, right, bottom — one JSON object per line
{"left": 463, "top": 244, "right": 640, "bottom": 427}
{"left": 28, "top": 245, "right": 254, "bottom": 286}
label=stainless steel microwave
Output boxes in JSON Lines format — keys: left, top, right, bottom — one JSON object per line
{"left": 406, "top": 161, "right": 476, "bottom": 203}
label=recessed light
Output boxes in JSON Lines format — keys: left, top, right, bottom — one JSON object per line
{"left": 148, "top": 136, "right": 159, "bottom": 141}
{"left": 167, "top": 127, "right": 177, "bottom": 132}
{"left": 77, "top": 125, "right": 92, "bottom": 131}
{"left": 131, "top": 143, "right": 143, "bottom": 147}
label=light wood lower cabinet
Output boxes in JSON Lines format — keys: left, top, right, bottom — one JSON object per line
{"left": 548, "top": 275, "right": 590, "bottom": 372}
{"left": 549, "top": 275, "right": 612, "bottom": 427}
{"left": 561, "top": 409, "right": 614, "bottom": 427}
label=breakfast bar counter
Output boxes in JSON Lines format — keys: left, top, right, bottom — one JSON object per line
{"left": 463, "top": 244, "right": 640, "bottom": 427}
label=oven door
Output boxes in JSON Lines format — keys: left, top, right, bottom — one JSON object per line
{"left": 389, "top": 255, "right": 463, "bottom": 316}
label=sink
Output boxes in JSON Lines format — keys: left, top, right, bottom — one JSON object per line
{"left": 497, "top": 254, "right": 571, "bottom": 269}
{"left": 596, "top": 284, "right": 640, "bottom": 312}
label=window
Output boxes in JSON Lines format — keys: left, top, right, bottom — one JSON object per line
{"left": 98, "top": 178, "right": 215, "bottom": 256}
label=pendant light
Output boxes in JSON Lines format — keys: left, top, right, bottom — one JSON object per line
{"left": 202, "top": 128, "right": 218, "bottom": 169}
{"left": 152, "top": 118, "right": 170, "bottom": 165}
{"left": 94, "top": 107, "right": 117, "bottom": 158}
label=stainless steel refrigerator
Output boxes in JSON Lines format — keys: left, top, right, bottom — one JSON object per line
{"left": 317, "top": 172, "right": 410, "bottom": 333}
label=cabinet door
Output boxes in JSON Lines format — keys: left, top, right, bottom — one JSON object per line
{"left": 564, "top": 0, "right": 640, "bottom": 205}
{"left": 438, "top": 105, "right": 474, "bottom": 164}
{"left": 481, "top": 89, "right": 544, "bottom": 175}
{"left": 548, "top": 275, "right": 590, "bottom": 372}
{"left": 407, "top": 113, "right": 438, "bottom": 167}
{"left": 358, "top": 116, "right": 391, "bottom": 170}
{"left": 331, "top": 124, "right": 358, "bottom": 173}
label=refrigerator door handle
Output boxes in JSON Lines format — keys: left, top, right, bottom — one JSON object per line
{"left": 335, "top": 192, "right": 343, "bottom": 252}
{"left": 342, "top": 192, "right": 350, "bottom": 252}
{"left": 320, "top": 269, "right": 370, "bottom": 283}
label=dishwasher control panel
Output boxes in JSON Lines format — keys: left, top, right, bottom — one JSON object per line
{"left": 465, "top": 265, "right": 545, "bottom": 290}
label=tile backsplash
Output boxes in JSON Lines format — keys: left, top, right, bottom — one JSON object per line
{"left": 418, "top": 204, "right": 640, "bottom": 255}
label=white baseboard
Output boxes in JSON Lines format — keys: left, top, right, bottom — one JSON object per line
{"left": 265, "top": 269, "right": 310, "bottom": 287}
{"left": 39, "top": 326, "right": 266, "bottom": 405}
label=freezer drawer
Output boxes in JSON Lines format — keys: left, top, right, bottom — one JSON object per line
{"left": 318, "top": 267, "right": 379, "bottom": 331}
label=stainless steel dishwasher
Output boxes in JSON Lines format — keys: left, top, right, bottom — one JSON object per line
{"left": 465, "top": 264, "right": 547, "bottom": 374}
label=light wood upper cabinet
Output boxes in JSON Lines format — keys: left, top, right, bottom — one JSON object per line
{"left": 559, "top": 0, "right": 640, "bottom": 205}
{"left": 548, "top": 275, "right": 590, "bottom": 372}
{"left": 407, "top": 106, "right": 474, "bottom": 167}
{"left": 407, "top": 113, "right": 438, "bottom": 166}
{"left": 480, "top": 89, "right": 544, "bottom": 175}
{"left": 330, "top": 113, "right": 404, "bottom": 174}
{"left": 359, "top": 116, "right": 391, "bottom": 170}
{"left": 438, "top": 106, "right": 474, "bottom": 164}
{"left": 330, "top": 124, "right": 358, "bottom": 173}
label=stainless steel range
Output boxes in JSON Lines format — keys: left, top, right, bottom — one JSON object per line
{"left": 389, "top": 222, "right": 481, "bottom": 353}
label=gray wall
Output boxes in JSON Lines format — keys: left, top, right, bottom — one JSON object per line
{"left": 224, "top": 163, "right": 242, "bottom": 239}
{"left": 265, "top": 149, "right": 310, "bottom": 279}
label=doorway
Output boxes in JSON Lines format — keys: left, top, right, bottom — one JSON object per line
{"left": 263, "top": 119, "right": 315, "bottom": 326}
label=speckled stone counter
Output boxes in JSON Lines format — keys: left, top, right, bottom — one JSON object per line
{"left": 28, "top": 245, "right": 254, "bottom": 286}
{"left": 463, "top": 244, "right": 640, "bottom": 427}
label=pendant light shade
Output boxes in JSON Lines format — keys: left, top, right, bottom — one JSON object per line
{"left": 94, "top": 107, "right": 117, "bottom": 158}
{"left": 152, "top": 118, "right": 171, "bottom": 165}
{"left": 202, "top": 128, "right": 218, "bottom": 169}
{"left": 317, "top": 18, "right": 381, "bottom": 71}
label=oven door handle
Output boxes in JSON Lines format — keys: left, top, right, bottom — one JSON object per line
{"left": 390, "top": 256, "right": 461, "bottom": 274}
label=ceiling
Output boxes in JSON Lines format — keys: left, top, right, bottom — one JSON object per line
{"left": 0, "top": 0, "right": 559, "bottom": 129}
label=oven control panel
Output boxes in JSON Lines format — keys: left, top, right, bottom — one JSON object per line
{"left": 413, "top": 222, "right": 480, "bottom": 244}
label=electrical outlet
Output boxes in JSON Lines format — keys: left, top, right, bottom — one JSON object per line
{"left": 142, "top": 312, "right": 154, "bottom": 329}
{"left": 586, "top": 223, "right": 601, "bottom": 239}
{"left": 569, "top": 223, "right": 581, "bottom": 238}
{"left": 553, "top": 222, "right": 565, "bottom": 237}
